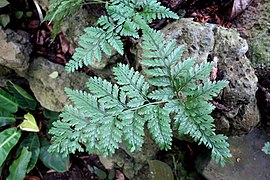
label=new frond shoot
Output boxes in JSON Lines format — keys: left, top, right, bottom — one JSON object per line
{"left": 49, "top": 28, "right": 231, "bottom": 166}
{"left": 61, "top": 0, "right": 179, "bottom": 72}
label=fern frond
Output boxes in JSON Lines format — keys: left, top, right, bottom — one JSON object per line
{"left": 49, "top": 105, "right": 96, "bottom": 156}
{"left": 86, "top": 77, "right": 126, "bottom": 114}
{"left": 61, "top": 0, "right": 178, "bottom": 71}
{"left": 174, "top": 101, "right": 230, "bottom": 166}
{"left": 147, "top": 88, "right": 174, "bottom": 101}
{"left": 141, "top": 28, "right": 231, "bottom": 166}
{"left": 141, "top": 29, "right": 174, "bottom": 87}
{"left": 139, "top": 0, "right": 179, "bottom": 23}
{"left": 191, "top": 80, "right": 229, "bottom": 101}
{"left": 49, "top": 16, "right": 231, "bottom": 166}
{"left": 147, "top": 106, "right": 172, "bottom": 150}
{"left": 64, "top": 88, "right": 107, "bottom": 119}
{"left": 262, "top": 142, "right": 270, "bottom": 155}
{"left": 43, "top": 0, "right": 84, "bottom": 39}
{"left": 176, "top": 62, "right": 216, "bottom": 95}
{"left": 98, "top": 117, "right": 122, "bottom": 156}
{"left": 65, "top": 27, "right": 123, "bottom": 72}
{"left": 120, "top": 111, "right": 146, "bottom": 152}
{"left": 113, "top": 63, "right": 149, "bottom": 108}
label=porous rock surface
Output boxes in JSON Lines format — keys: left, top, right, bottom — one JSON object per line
{"left": 161, "top": 18, "right": 259, "bottom": 135}
{"left": 0, "top": 27, "right": 32, "bottom": 73}
{"left": 235, "top": 0, "right": 270, "bottom": 68}
{"left": 24, "top": 57, "right": 89, "bottom": 112}
{"left": 61, "top": 6, "right": 120, "bottom": 70}
{"left": 235, "top": 0, "right": 270, "bottom": 130}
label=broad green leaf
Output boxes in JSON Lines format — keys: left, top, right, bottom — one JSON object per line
{"left": 17, "top": 134, "right": 40, "bottom": 173}
{"left": 0, "top": 0, "right": 9, "bottom": 8}
{"left": 7, "top": 81, "right": 37, "bottom": 110}
{"left": 148, "top": 160, "right": 174, "bottom": 180}
{"left": 0, "top": 111, "right": 16, "bottom": 127}
{"left": 0, "top": 14, "right": 10, "bottom": 28}
{"left": 39, "top": 139, "right": 69, "bottom": 172}
{"left": 0, "top": 88, "right": 18, "bottom": 113}
{"left": 7, "top": 147, "right": 32, "bottom": 180}
{"left": 19, "top": 113, "right": 39, "bottom": 132}
{"left": 15, "top": 11, "right": 24, "bottom": 19}
{"left": 0, "top": 128, "right": 22, "bottom": 166}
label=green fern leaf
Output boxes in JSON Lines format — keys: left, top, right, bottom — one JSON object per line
{"left": 49, "top": 106, "right": 88, "bottom": 156}
{"left": 86, "top": 77, "right": 126, "bottom": 113}
{"left": 262, "top": 142, "right": 270, "bottom": 155}
{"left": 47, "top": 1, "right": 231, "bottom": 167}
{"left": 43, "top": 0, "right": 84, "bottom": 39}
{"left": 64, "top": 88, "right": 109, "bottom": 120}
{"left": 147, "top": 106, "right": 172, "bottom": 150}
{"left": 98, "top": 117, "right": 122, "bottom": 156}
{"left": 120, "top": 20, "right": 139, "bottom": 38}
{"left": 113, "top": 63, "right": 149, "bottom": 108}
{"left": 147, "top": 88, "right": 174, "bottom": 101}
{"left": 140, "top": 28, "right": 231, "bottom": 166}
{"left": 65, "top": 27, "right": 124, "bottom": 72}
{"left": 59, "top": 0, "right": 178, "bottom": 71}
{"left": 120, "top": 111, "right": 145, "bottom": 152}
{"left": 139, "top": 0, "right": 179, "bottom": 23}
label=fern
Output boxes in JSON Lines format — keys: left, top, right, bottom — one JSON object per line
{"left": 43, "top": 0, "right": 86, "bottom": 39}
{"left": 49, "top": 28, "right": 231, "bottom": 166}
{"left": 63, "top": 0, "right": 179, "bottom": 72}
{"left": 142, "top": 29, "right": 231, "bottom": 166}
{"left": 262, "top": 142, "right": 270, "bottom": 155}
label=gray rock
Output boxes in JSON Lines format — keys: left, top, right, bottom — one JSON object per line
{"left": 160, "top": 18, "right": 259, "bottom": 135}
{"left": 61, "top": 7, "right": 120, "bottom": 70}
{"left": 36, "top": 0, "right": 50, "bottom": 11}
{"left": 0, "top": 27, "right": 32, "bottom": 73}
{"left": 196, "top": 128, "right": 270, "bottom": 180}
{"left": 98, "top": 131, "right": 159, "bottom": 179}
{"left": 235, "top": 0, "right": 270, "bottom": 67}
{"left": 212, "top": 27, "right": 259, "bottom": 135}
{"left": 24, "top": 57, "right": 89, "bottom": 112}
{"left": 61, "top": 7, "right": 98, "bottom": 47}
{"left": 0, "top": 65, "right": 13, "bottom": 87}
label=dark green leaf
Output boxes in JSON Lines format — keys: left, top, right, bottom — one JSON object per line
{"left": 0, "top": 88, "right": 18, "bottom": 113}
{"left": 15, "top": 11, "right": 24, "bottom": 19}
{"left": 26, "top": 11, "right": 32, "bottom": 17}
{"left": 94, "top": 166, "right": 107, "bottom": 179}
{"left": 17, "top": 134, "right": 40, "bottom": 173}
{"left": 0, "top": 0, "right": 9, "bottom": 8}
{"left": 43, "top": 109, "right": 59, "bottom": 131}
{"left": 43, "top": 109, "right": 59, "bottom": 120}
{"left": 148, "top": 160, "right": 174, "bottom": 180}
{"left": 0, "top": 128, "right": 21, "bottom": 166}
{"left": 39, "top": 139, "right": 69, "bottom": 172}
{"left": 0, "top": 14, "right": 10, "bottom": 28}
{"left": 7, "top": 81, "right": 37, "bottom": 110}
{"left": 0, "top": 110, "right": 16, "bottom": 127}
{"left": 7, "top": 147, "right": 32, "bottom": 180}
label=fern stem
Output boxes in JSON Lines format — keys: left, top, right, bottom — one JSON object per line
{"left": 143, "top": 30, "right": 178, "bottom": 95}
{"left": 128, "top": 100, "right": 168, "bottom": 111}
